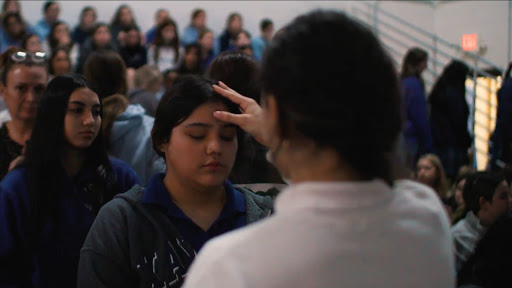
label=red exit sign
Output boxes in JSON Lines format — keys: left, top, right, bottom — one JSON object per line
{"left": 462, "top": 34, "right": 478, "bottom": 51}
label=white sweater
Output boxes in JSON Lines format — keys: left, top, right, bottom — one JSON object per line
{"left": 183, "top": 179, "right": 455, "bottom": 288}
{"left": 147, "top": 45, "right": 183, "bottom": 72}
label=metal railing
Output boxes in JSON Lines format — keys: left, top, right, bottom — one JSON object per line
{"left": 349, "top": 1, "right": 503, "bottom": 169}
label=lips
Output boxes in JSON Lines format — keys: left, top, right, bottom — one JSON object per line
{"left": 79, "top": 131, "right": 95, "bottom": 137}
{"left": 203, "top": 161, "right": 224, "bottom": 169}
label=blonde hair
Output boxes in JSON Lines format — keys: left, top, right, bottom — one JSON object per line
{"left": 418, "top": 153, "right": 449, "bottom": 198}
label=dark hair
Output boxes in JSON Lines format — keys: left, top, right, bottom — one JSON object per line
{"left": 463, "top": 171, "right": 505, "bottom": 215}
{"left": 79, "top": 6, "right": 96, "bottom": 23}
{"left": 260, "top": 18, "right": 273, "bottom": 31}
{"left": 110, "top": 4, "right": 137, "bottom": 28}
{"left": 236, "top": 29, "right": 251, "bottom": 40}
{"left": 0, "top": 48, "right": 48, "bottom": 85}
{"left": 83, "top": 50, "right": 127, "bottom": 100}
{"left": 48, "top": 47, "right": 70, "bottom": 75}
{"left": 227, "top": 12, "right": 241, "bottom": 26}
{"left": 207, "top": 50, "right": 261, "bottom": 103}
{"left": 48, "top": 21, "right": 70, "bottom": 52}
{"left": 21, "top": 33, "right": 38, "bottom": 50}
{"left": 122, "top": 24, "right": 139, "bottom": 33}
{"left": 1, "top": 0, "right": 20, "bottom": 15}
{"left": 154, "top": 18, "right": 179, "bottom": 64}
{"left": 261, "top": 10, "right": 402, "bottom": 183}
{"left": 199, "top": 28, "right": 213, "bottom": 40}
{"left": 43, "top": 1, "right": 56, "bottom": 13}
{"left": 24, "top": 74, "right": 114, "bottom": 251}
{"left": 182, "top": 43, "right": 201, "bottom": 72}
{"left": 2, "top": 11, "right": 23, "bottom": 34}
{"left": 152, "top": 75, "right": 241, "bottom": 158}
{"left": 429, "top": 59, "right": 469, "bottom": 101}
{"left": 191, "top": 8, "right": 205, "bottom": 21}
{"left": 400, "top": 47, "right": 428, "bottom": 80}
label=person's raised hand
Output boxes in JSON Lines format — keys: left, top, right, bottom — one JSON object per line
{"left": 212, "top": 81, "right": 268, "bottom": 147}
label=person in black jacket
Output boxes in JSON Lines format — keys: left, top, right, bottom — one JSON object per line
{"left": 119, "top": 25, "right": 147, "bottom": 69}
{"left": 78, "top": 75, "right": 273, "bottom": 288}
{"left": 429, "top": 59, "right": 471, "bottom": 180}
{"left": 217, "top": 12, "right": 242, "bottom": 53}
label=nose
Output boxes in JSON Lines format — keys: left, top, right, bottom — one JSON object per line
{"left": 206, "top": 136, "right": 221, "bottom": 155}
{"left": 24, "top": 88, "right": 36, "bottom": 103}
{"left": 82, "top": 110, "right": 94, "bottom": 126}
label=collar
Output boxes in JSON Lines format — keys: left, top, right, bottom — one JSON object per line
{"left": 275, "top": 179, "right": 394, "bottom": 213}
{"left": 141, "top": 173, "right": 246, "bottom": 219}
{"left": 464, "top": 211, "right": 486, "bottom": 235}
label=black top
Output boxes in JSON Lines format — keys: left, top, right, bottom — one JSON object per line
{"left": 120, "top": 45, "right": 148, "bottom": 69}
{"left": 0, "top": 123, "right": 23, "bottom": 180}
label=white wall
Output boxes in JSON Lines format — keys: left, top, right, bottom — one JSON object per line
{"left": 435, "top": 1, "right": 508, "bottom": 68}
{"left": 19, "top": 1, "right": 346, "bottom": 39}
{"left": 18, "top": 1, "right": 509, "bottom": 71}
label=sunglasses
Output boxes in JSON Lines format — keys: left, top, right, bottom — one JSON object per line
{"left": 10, "top": 51, "right": 46, "bottom": 64}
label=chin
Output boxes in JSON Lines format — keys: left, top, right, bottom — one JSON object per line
{"left": 197, "top": 175, "right": 227, "bottom": 188}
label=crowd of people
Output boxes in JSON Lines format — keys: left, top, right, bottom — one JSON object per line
{"left": 0, "top": 1, "right": 510, "bottom": 288}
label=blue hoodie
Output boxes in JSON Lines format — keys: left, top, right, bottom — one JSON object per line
{"left": 110, "top": 104, "right": 166, "bottom": 184}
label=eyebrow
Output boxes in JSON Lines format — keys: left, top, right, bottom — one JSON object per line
{"left": 69, "top": 101, "right": 101, "bottom": 108}
{"left": 184, "top": 122, "right": 237, "bottom": 128}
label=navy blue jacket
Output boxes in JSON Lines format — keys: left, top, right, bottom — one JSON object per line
{"left": 0, "top": 158, "right": 141, "bottom": 288}
{"left": 402, "top": 76, "right": 434, "bottom": 154}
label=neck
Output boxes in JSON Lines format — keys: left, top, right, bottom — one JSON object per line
{"left": 6, "top": 119, "right": 33, "bottom": 146}
{"left": 163, "top": 171, "right": 226, "bottom": 208}
{"left": 278, "top": 141, "right": 363, "bottom": 183}
{"left": 60, "top": 146, "right": 86, "bottom": 177}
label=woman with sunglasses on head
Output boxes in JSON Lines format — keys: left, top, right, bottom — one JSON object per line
{"left": 0, "top": 74, "right": 141, "bottom": 288}
{"left": 0, "top": 48, "right": 47, "bottom": 180}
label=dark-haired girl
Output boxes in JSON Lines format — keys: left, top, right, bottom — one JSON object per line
{"left": 184, "top": 10, "right": 453, "bottom": 288}
{"left": 147, "top": 18, "right": 182, "bottom": 72}
{"left": 0, "top": 74, "right": 141, "bottom": 288}
{"left": 78, "top": 75, "right": 272, "bottom": 288}
{"left": 76, "top": 23, "right": 118, "bottom": 74}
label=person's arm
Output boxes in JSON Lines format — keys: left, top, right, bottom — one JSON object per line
{"left": 0, "top": 185, "right": 32, "bottom": 288}
{"left": 212, "top": 81, "right": 268, "bottom": 147}
{"left": 405, "top": 80, "right": 434, "bottom": 154}
{"left": 77, "top": 200, "right": 135, "bottom": 288}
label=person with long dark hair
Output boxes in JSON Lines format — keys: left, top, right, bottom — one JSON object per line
{"left": 0, "top": 12, "right": 29, "bottom": 52}
{"left": 75, "top": 23, "right": 118, "bottom": 74}
{"left": 42, "top": 21, "right": 79, "bottom": 70}
{"left": 147, "top": 18, "right": 182, "bottom": 72}
{"left": 401, "top": 47, "right": 433, "bottom": 168}
{"left": 183, "top": 10, "right": 454, "bottom": 287}
{"left": 217, "top": 12, "right": 243, "bottom": 53}
{"left": 109, "top": 4, "right": 139, "bottom": 47}
{"left": 429, "top": 60, "right": 471, "bottom": 180}
{"left": 71, "top": 6, "right": 96, "bottom": 45}
{"left": 0, "top": 74, "right": 140, "bottom": 288}
{"left": 182, "top": 8, "right": 207, "bottom": 46}
{"left": 77, "top": 75, "right": 272, "bottom": 288}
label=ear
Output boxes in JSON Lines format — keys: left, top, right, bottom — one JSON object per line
{"left": 265, "top": 95, "right": 281, "bottom": 135}
{"left": 479, "top": 196, "right": 490, "bottom": 212}
{"left": 158, "top": 141, "right": 169, "bottom": 156}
